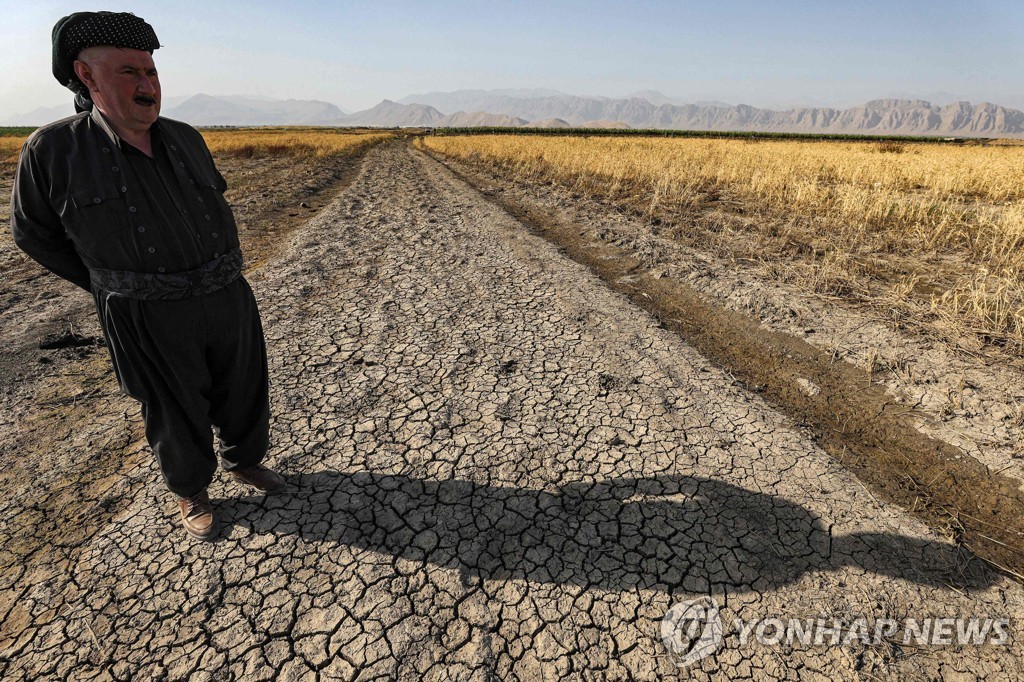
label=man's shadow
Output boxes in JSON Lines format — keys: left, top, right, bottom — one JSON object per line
{"left": 221, "top": 471, "right": 995, "bottom": 592}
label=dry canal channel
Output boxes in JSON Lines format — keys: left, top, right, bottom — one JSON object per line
{"left": 2, "top": 140, "right": 1022, "bottom": 680}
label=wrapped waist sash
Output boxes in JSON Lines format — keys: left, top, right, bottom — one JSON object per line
{"left": 89, "top": 248, "right": 242, "bottom": 300}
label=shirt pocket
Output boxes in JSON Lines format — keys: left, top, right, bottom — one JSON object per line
{"left": 66, "top": 187, "right": 129, "bottom": 240}
{"left": 190, "top": 168, "right": 233, "bottom": 217}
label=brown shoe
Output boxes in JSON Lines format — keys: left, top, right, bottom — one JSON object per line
{"left": 229, "top": 464, "right": 288, "bottom": 494}
{"left": 178, "top": 490, "right": 217, "bottom": 539}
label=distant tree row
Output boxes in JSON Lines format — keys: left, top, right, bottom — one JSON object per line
{"left": 426, "top": 127, "right": 976, "bottom": 144}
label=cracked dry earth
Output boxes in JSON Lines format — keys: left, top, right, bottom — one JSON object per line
{"left": 3, "top": 140, "right": 1024, "bottom": 680}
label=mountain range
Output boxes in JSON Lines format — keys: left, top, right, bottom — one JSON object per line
{"left": 387, "top": 92, "right": 1024, "bottom": 136}
{"left": 6, "top": 91, "right": 1024, "bottom": 137}
{"left": 3, "top": 95, "right": 347, "bottom": 127}
{"left": 168, "top": 95, "right": 347, "bottom": 126}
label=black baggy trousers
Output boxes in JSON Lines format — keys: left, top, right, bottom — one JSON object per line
{"left": 94, "top": 277, "right": 270, "bottom": 498}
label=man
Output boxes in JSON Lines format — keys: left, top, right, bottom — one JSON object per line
{"left": 10, "top": 12, "right": 287, "bottom": 540}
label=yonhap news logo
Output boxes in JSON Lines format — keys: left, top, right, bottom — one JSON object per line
{"left": 660, "top": 597, "right": 724, "bottom": 668}
{"left": 661, "top": 598, "right": 1009, "bottom": 667}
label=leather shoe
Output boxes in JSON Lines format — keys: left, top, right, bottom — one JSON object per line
{"left": 178, "top": 490, "right": 217, "bottom": 539}
{"left": 230, "top": 464, "right": 288, "bottom": 494}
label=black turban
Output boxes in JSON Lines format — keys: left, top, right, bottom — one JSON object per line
{"left": 52, "top": 12, "right": 161, "bottom": 111}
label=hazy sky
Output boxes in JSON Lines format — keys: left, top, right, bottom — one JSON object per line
{"left": 2, "top": 0, "right": 1023, "bottom": 119}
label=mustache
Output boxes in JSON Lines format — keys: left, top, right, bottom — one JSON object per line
{"left": 133, "top": 95, "right": 157, "bottom": 105}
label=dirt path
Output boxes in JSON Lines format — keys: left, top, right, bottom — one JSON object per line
{"left": 2, "top": 141, "right": 1023, "bottom": 680}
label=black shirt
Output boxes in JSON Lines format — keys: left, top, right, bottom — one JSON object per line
{"left": 120, "top": 125, "right": 208, "bottom": 268}
{"left": 10, "top": 108, "right": 238, "bottom": 291}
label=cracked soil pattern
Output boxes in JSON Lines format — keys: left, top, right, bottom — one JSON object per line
{"left": 2, "top": 141, "right": 1023, "bottom": 680}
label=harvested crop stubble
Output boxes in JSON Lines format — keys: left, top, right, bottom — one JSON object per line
{"left": 2, "top": 129, "right": 391, "bottom": 164}
{"left": 421, "top": 134, "right": 1024, "bottom": 352}
{"left": 201, "top": 128, "right": 392, "bottom": 158}
{"left": 1, "top": 137, "right": 24, "bottom": 165}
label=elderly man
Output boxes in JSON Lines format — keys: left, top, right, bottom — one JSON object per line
{"left": 10, "top": 12, "right": 287, "bottom": 540}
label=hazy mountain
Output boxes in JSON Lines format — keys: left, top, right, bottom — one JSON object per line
{"left": 578, "top": 120, "right": 631, "bottom": 129}
{"left": 164, "top": 94, "right": 346, "bottom": 126}
{"left": 626, "top": 90, "right": 680, "bottom": 106}
{"left": 399, "top": 88, "right": 839, "bottom": 116}
{"left": 626, "top": 90, "right": 741, "bottom": 107}
{"left": 218, "top": 95, "right": 279, "bottom": 103}
{"left": 743, "top": 99, "right": 1024, "bottom": 136}
{"left": 398, "top": 92, "right": 1024, "bottom": 136}
{"left": 996, "top": 95, "right": 1024, "bottom": 111}
{"left": 398, "top": 91, "right": 610, "bottom": 119}
{"left": 303, "top": 95, "right": 1024, "bottom": 136}
{"left": 3, "top": 95, "right": 344, "bottom": 127}
{"left": 7, "top": 90, "right": 1023, "bottom": 136}
{"left": 435, "top": 111, "right": 529, "bottom": 127}
{"left": 351, "top": 100, "right": 624, "bottom": 129}
{"left": 163, "top": 94, "right": 261, "bottom": 125}
{"left": 524, "top": 118, "right": 572, "bottom": 128}
{"left": 2, "top": 104, "right": 76, "bottom": 125}
{"left": 215, "top": 94, "right": 346, "bottom": 115}
{"left": 160, "top": 95, "right": 196, "bottom": 110}
{"left": 3, "top": 96, "right": 192, "bottom": 125}
{"left": 329, "top": 100, "right": 445, "bottom": 127}
{"left": 881, "top": 91, "right": 966, "bottom": 108}
{"left": 399, "top": 88, "right": 569, "bottom": 112}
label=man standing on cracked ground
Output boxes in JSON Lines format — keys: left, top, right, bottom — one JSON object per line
{"left": 10, "top": 11, "right": 288, "bottom": 540}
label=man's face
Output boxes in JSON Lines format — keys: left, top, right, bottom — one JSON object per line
{"left": 73, "top": 46, "right": 161, "bottom": 135}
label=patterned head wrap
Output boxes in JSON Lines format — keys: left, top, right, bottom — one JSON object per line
{"left": 52, "top": 12, "right": 161, "bottom": 111}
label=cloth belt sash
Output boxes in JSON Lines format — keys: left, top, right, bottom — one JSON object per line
{"left": 89, "top": 248, "right": 243, "bottom": 300}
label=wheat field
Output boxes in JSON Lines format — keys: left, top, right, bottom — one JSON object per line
{"left": 200, "top": 128, "right": 391, "bottom": 158}
{"left": 2, "top": 128, "right": 391, "bottom": 165}
{"left": 0, "top": 137, "right": 23, "bottom": 165}
{"left": 420, "top": 134, "right": 1024, "bottom": 352}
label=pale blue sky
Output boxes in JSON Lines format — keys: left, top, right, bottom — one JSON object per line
{"left": 2, "top": 0, "right": 1022, "bottom": 119}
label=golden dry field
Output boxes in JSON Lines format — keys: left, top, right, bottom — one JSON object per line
{"left": 200, "top": 127, "right": 392, "bottom": 158}
{"left": 1, "top": 127, "right": 392, "bottom": 166}
{"left": 0, "top": 137, "right": 23, "bottom": 165}
{"left": 420, "top": 134, "right": 1024, "bottom": 354}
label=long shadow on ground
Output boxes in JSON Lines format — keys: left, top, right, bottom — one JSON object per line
{"left": 221, "top": 472, "right": 994, "bottom": 593}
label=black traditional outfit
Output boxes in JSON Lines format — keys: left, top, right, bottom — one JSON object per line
{"left": 10, "top": 12, "right": 270, "bottom": 498}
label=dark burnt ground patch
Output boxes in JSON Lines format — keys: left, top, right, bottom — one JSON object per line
{"left": 423, "top": 144, "right": 1024, "bottom": 580}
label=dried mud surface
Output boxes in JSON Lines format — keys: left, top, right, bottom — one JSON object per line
{"left": 424, "top": 148, "right": 1024, "bottom": 490}
{"left": 424, "top": 148, "right": 1024, "bottom": 577}
{"left": 1, "top": 141, "right": 1023, "bottom": 680}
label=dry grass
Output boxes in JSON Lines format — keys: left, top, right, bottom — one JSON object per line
{"left": 420, "top": 134, "right": 1024, "bottom": 353}
{"left": 201, "top": 128, "right": 391, "bottom": 158}
{"left": 1, "top": 137, "right": 24, "bottom": 165}
{"left": 2, "top": 128, "right": 391, "bottom": 165}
